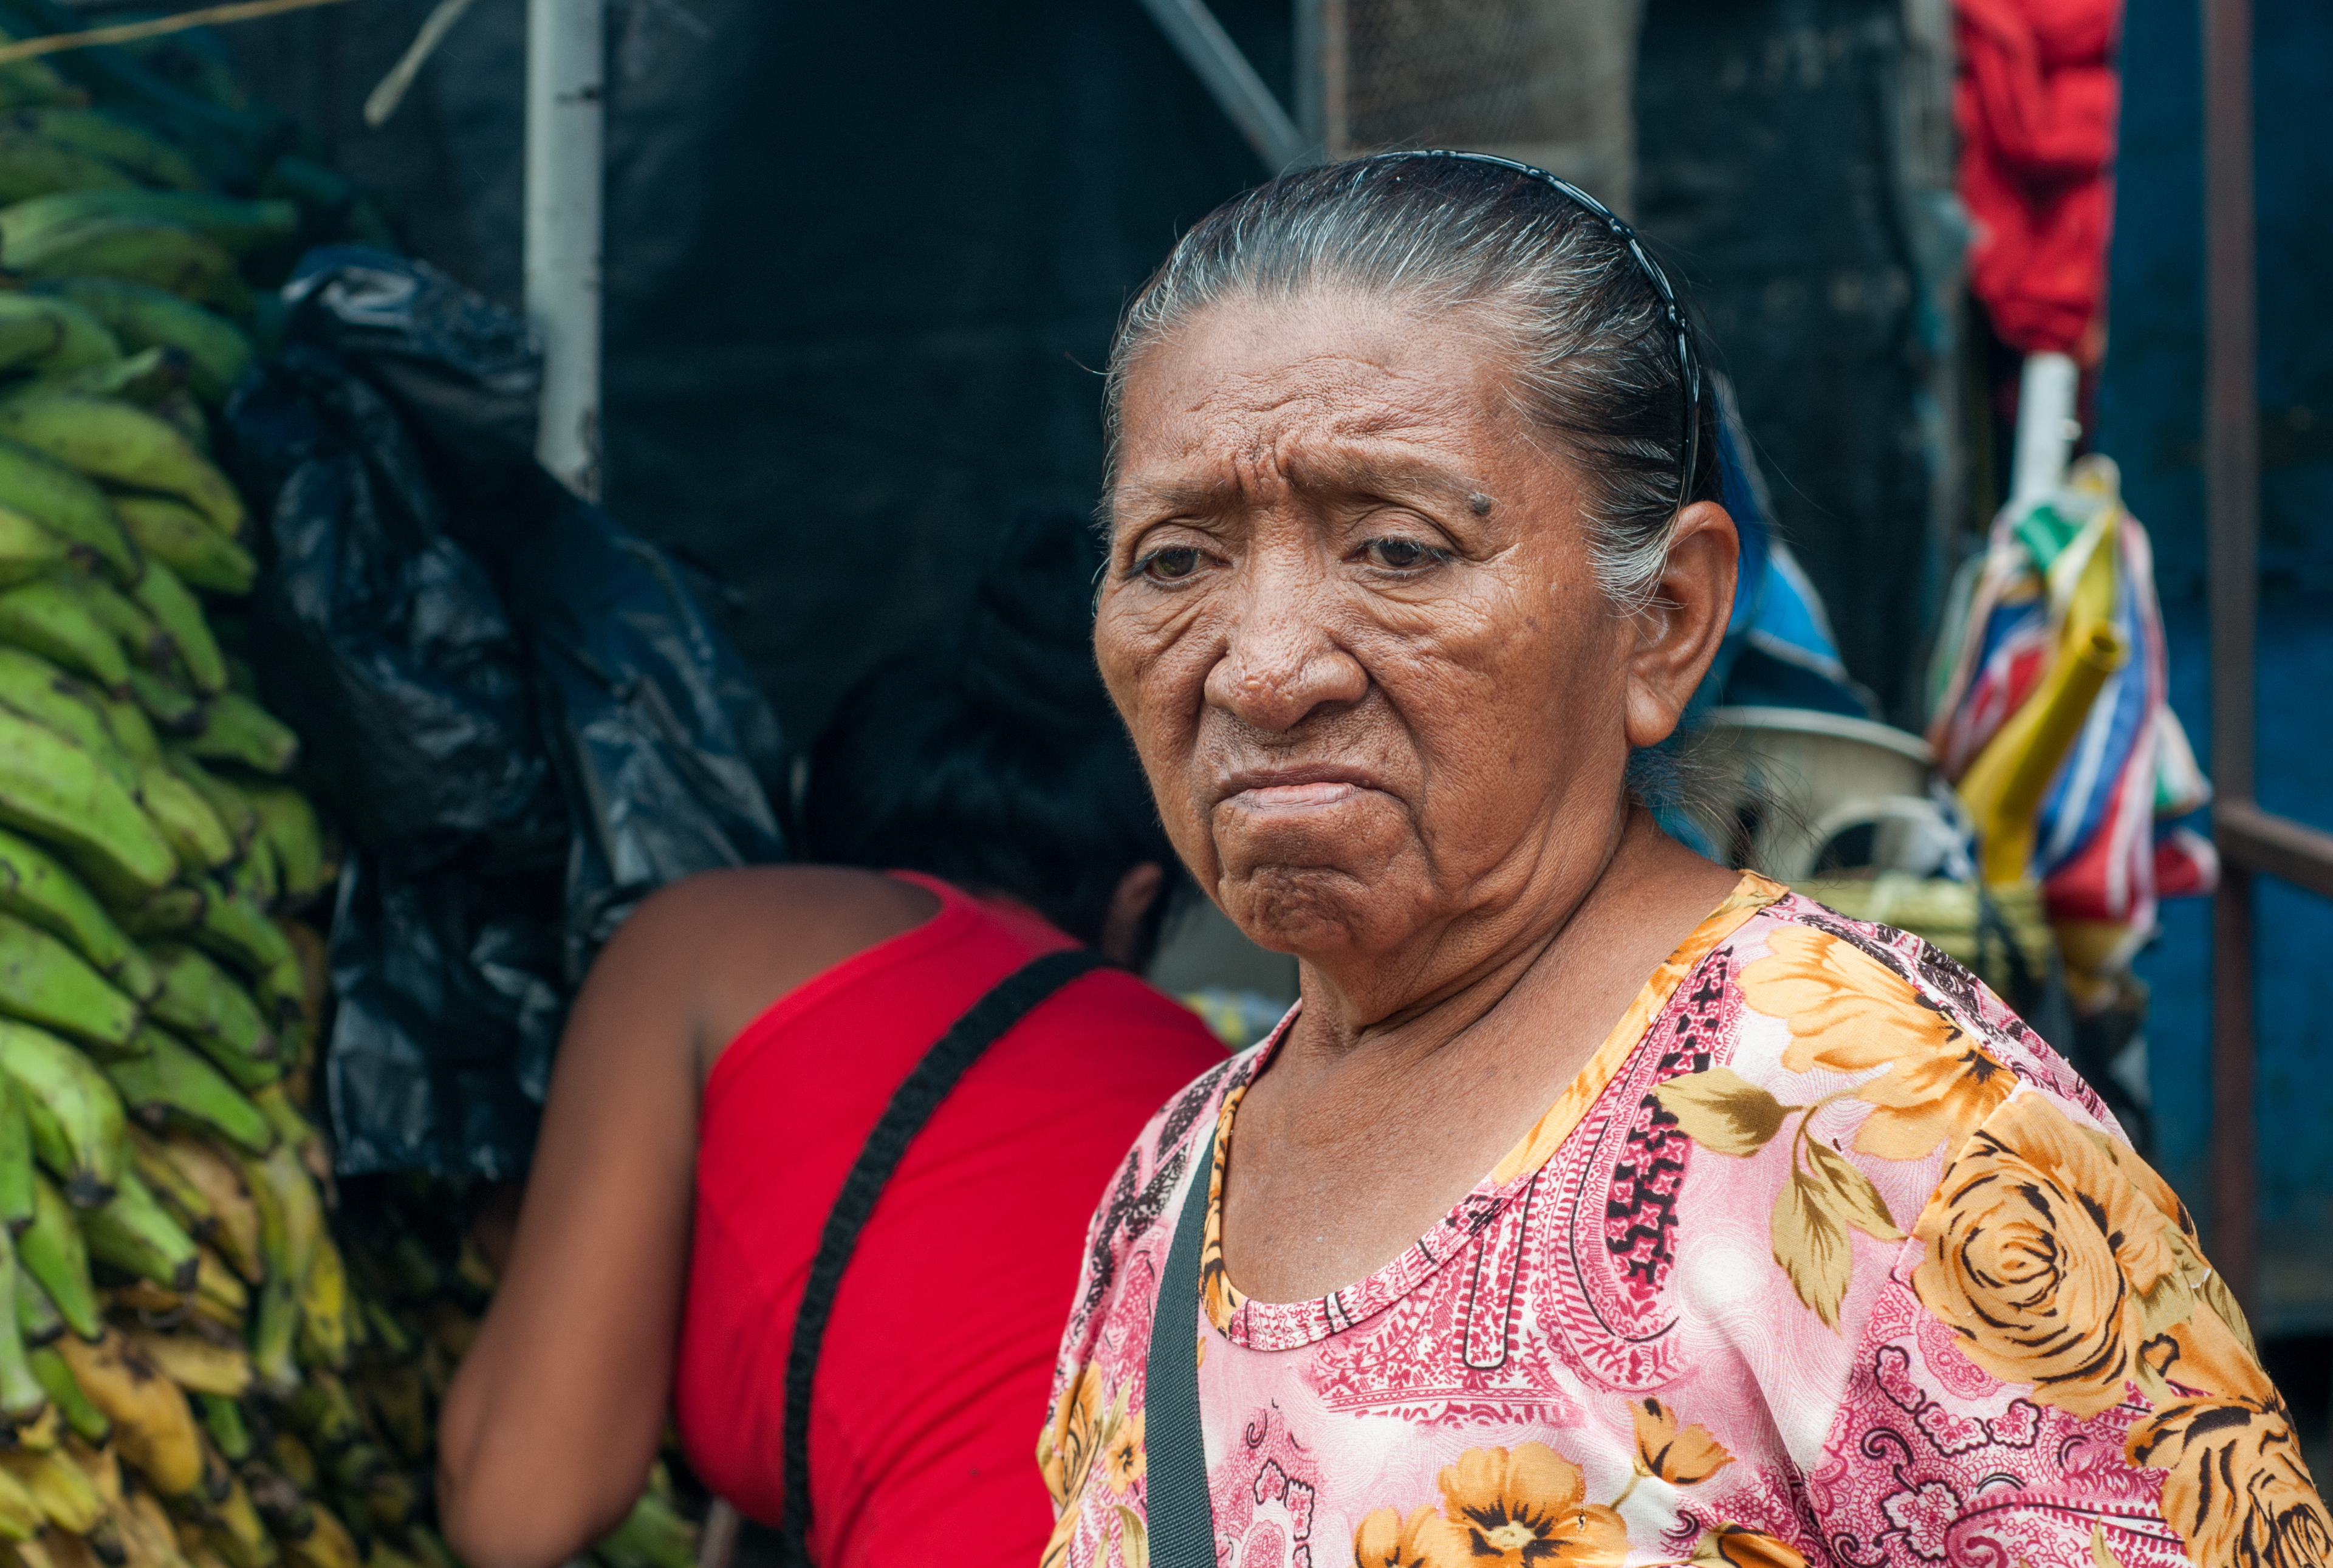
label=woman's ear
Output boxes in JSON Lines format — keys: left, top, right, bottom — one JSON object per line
{"left": 1623, "top": 501, "right": 1739, "bottom": 750}
{"left": 1100, "top": 861, "right": 1167, "bottom": 967}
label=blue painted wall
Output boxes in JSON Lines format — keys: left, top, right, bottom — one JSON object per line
{"left": 2093, "top": 0, "right": 2333, "bottom": 1332}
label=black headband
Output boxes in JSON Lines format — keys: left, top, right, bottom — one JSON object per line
{"left": 1396, "top": 149, "right": 1704, "bottom": 515}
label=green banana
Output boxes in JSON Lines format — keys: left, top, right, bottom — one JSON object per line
{"left": 0, "top": 293, "right": 120, "bottom": 377}
{"left": 114, "top": 882, "right": 202, "bottom": 938}
{"left": 0, "top": 701, "right": 176, "bottom": 900}
{"left": 30, "top": 282, "right": 250, "bottom": 408}
{"left": 0, "top": 910, "right": 142, "bottom": 1052}
{"left": 181, "top": 693, "right": 295, "bottom": 775}
{"left": 593, "top": 1492, "right": 700, "bottom": 1568}
{"left": 228, "top": 830, "right": 278, "bottom": 909}
{"left": 103, "top": 1027, "right": 274, "bottom": 1155}
{"left": 17, "top": 1177, "right": 96, "bottom": 1340}
{"left": 66, "top": 570, "right": 171, "bottom": 669}
{"left": 166, "top": 758, "right": 255, "bottom": 856}
{"left": 0, "top": 1078, "right": 26, "bottom": 1242}
{"left": 12, "top": 111, "right": 207, "bottom": 193}
{"left": 0, "top": 576, "right": 130, "bottom": 691}
{"left": 0, "top": 648, "right": 134, "bottom": 787}
{"left": 108, "top": 493, "right": 250, "bottom": 595}
{"left": 195, "top": 1394, "right": 248, "bottom": 1464}
{"left": 29, "top": 343, "right": 190, "bottom": 409}
{"left": 239, "top": 782, "right": 323, "bottom": 902}
{"left": 91, "top": 683, "right": 161, "bottom": 766}
{"left": 82, "top": 1168, "right": 197, "bottom": 1292}
{"left": 0, "top": 503, "right": 72, "bottom": 586}
{"left": 0, "top": 828, "right": 152, "bottom": 999}
{"left": 0, "top": 1020, "right": 124, "bottom": 1205}
{"left": 13, "top": 1261, "right": 57, "bottom": 1347}
{"left": 129, "top": 666, "right": 203, "bottom": 733}
{"left": 0, "top": 306, "right": 57, "bottom": 379}
{"left": 0, "top": 44, "right": 87, "bottom": 115}
{"left": 249, "top": 1086, "right": 322, "bottom": 1180}
{"left": 129, "top": 560, "right": 222, "bottom": 693}
{"left": 0, "top": 192, "right": 298, "bottom": 258}
{"left": 0, "top": 392, "right": 244, "bottom": 539}
{"left": 244, "top": 1145, "right": 317, "bottom": 1399}
{"left": 152, "top": 386, "right": 210, "bottom": 453}
{"left": 182, "top": 880, "right": 294, "bottom": 985}
{"left": 26, "top": 1347, "right": 103, "bottom": 1443}
{"left": 0, "top": 215, "right": 253, "bottom": 316}
{"left": 0, "top": 121, "right": 134, "bottom": 205}
{"left": 0, "top": 437, "right": 138, "bottom": 581}
{"left": 139, "top": 761, "right": 235, "bottom": 873}
{"left": 143, "top": 945, "right": 275, "bottom": 1075}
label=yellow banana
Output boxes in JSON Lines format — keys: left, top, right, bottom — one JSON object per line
{"left": 117, "top": 1484, "right": 193, "bottom": 1568}
{"left": 0, "top": 439, "right": 137, "bottom": 584}
{"left": 128, "top": 1131, "right": 261, "bottom": 1286}
{"left": 265, "top": 1434, "right": 312, "bottom": 1496}
{"left": 82, "top": 1168, "right": 197, "bottom": 1291}
{"left": 0, "top": 1456, "right": 46, "bottom": 1541}
{"left": 0, "top": 578, "right": 129, "bottom": 692}
{"left": 0, "top": 708, "right": 174, "bottom": 900}
{"left": 245, "top": 1094, "right": 321, "bottom": 1186}
{"left": 275, "top": 1368, "right": 357, "bottom": 1456}
{"left": 101, "top": 499, "right": 246, "bottom": 598}
{"left": 192, "top": 1249, "right": 247, "bottom": 1327}
{"left": 240, "top": 1148, "right": 315, "bottom": 1398}
{"left": 291, "top": 1234, "right": 348, "bottom": 1372}
{"left": 196, "top": 1461, "right": 275, "bottom": 1568}
{"left": 0, "top": 912, "right": 142, "bottom": 1053}
{"left": 0, "top": 827, "right": 154, "bottom": 1002}
{"left": 103, "top": 1029, "right": 273, "bottom": 1157}
{"left": 0, "top": 1445, "right": 102, "bottom": 1533}
{"left": 279, "top": 1502, "right": 357, "bottom": 1568}
{"left": 52, "top": 1333, "right": 199, "bottom": 1497}
{"left": 0, "top": 1024, "right": 125, "bottom": 1205}
{"left": 0, "top": 396, "right": 242, "bottom": 541}
{"left": 120, "top": 1333, "right": 247, "bottom": 1401}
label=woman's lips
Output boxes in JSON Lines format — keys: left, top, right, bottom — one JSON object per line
{"left": 1224, "top": 780, "right": 1363, "bottom": 810}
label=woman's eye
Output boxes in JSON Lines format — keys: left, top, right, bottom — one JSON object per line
{"left": 1140, "top": 547, "right": 1204, "bottom": 583}
{"left": 1363, "top": 538, "right": 1442, "bottom": 570}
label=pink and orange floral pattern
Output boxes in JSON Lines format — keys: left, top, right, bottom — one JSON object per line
{"left": 1041, "top": 875, "right": 2329, "bottom": 1567}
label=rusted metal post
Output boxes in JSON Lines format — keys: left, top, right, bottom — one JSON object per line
{"left": 2204, "top": 0, "right": 2258, "bottom": 1302}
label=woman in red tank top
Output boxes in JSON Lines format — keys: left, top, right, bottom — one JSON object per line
{"left": 435, "top": 521, "right": 1228, "bottom": 1568}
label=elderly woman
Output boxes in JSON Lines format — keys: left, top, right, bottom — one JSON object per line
{"left": 1040, "top": 153, "right": 2326, "bottom": 1568}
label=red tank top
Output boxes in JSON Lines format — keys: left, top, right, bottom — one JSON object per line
{"left": 674, "top": 872, "right": 1226, "bottom": 1567}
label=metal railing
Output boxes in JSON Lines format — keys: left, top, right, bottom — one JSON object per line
{"left": 2205, "top": 0, "right": 2333, "bottom": 1307}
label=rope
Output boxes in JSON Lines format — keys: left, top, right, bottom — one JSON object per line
{"left": 0, "top": 0, "right": 355, "bottom": 66}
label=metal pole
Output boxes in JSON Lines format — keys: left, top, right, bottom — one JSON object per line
{"left": 1137, "top": 0, "right": 1312, "bottom": 171}
{"left": 526, "top": 0, "right": 605, "bottom": 502}
{"left": 2204, "top": 0, "right": 2258, "bottom": 1303}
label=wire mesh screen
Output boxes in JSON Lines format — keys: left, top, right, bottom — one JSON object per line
{"left": 1321, "top": 0, "right": 1644, "bottom": 211}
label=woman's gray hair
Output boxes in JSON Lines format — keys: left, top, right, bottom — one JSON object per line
{"left": 1103, "top": 153, "right": 1721, "bottom": 609}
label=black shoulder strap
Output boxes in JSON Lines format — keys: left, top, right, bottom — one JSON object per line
{"left": 779, "top": 946, "right": 1109, "bottom": 1565}
{"left": 1143, "top": 1125, "right": 1219, "bottom": 1567}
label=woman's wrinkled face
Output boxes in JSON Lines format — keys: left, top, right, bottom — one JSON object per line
{"left": 1095, "top": 290, "right": 1668, "bottom": 964}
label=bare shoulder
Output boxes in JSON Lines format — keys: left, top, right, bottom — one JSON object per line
{"left": 588, "top": 865, "right": 945, "bottom": 1064}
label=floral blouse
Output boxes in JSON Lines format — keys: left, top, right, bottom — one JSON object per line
{"left": 1039, "top": 874, "right": 2329, "bottom": 1568}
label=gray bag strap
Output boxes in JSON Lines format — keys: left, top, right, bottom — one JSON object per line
{"left": 1143, "top": 1132, "right": 1219, "bottom": 1567}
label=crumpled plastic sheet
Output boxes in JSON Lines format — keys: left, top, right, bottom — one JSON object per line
{"left": 224, "top": 247, "right": 786, "bottom": 1179}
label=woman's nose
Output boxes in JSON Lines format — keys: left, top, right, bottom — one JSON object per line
{"left": 1202, "top": 563, "right": 1368, "bottom": 733}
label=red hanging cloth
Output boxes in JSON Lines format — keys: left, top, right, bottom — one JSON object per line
{"left": 1955, "top": 0, "right": 2123, "bottom": 359}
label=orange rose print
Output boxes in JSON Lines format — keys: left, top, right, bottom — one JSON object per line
{"left": 1630, "top": 1398, "right": 1735, "bottom": 1487}
{"left": 1427, "top": 1443, "right": 1628, "bottom": 1568}
{"left": 2129, "top": 1392, "right": 2331, "bottom": 1568}
{"left": 1911, "top": 1092, "right": 2189, "bottom": 1416}
{"left": 1038, "top": 1363, "right": 1106, "bottom": 1508}
{"left": 1688, "top": 1524, "right": 1809, "bottom": 1567}
{"left": 1742, "top": 925, "right": 2012, "bottom": 1160}
{"left": 1352, "top": 1506, "right": 1441, "bottom": 1568}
